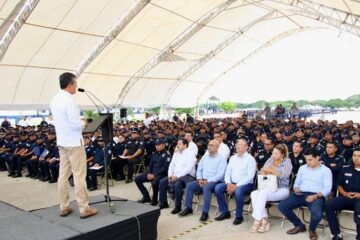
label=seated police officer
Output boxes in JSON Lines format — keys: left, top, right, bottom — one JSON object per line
{"left": 26, "top": 136, "right": 46, "bottom": 178}
{"left": 158, "top": 139, "right": 196, "bottom": 214}
{"left": 279, "top": 148, "right": 332, "bottom": 240}
{"left": 135, "top": 139, "right": 171, "bottom": 206}
{"left": 320, "top": 142, "right": 345, "bottom": 193}
{"left": 325, "top": 147, "right": 360, "bottom": 240}
{"left": 289, "top": 140, "right": 305, "bottom": 175}
{"left": 178, "top": 140, "right": 227, "bottom": 222}
{"left": 120, "top": 130, "right": 143, "bottom": 183}
{"left": 255, "top": 138, "right": 274, "bottom": 170}
{"left": 214, "top": 138, "right": 257, "bottom": 225}
{"left": 11, "top": 133, "right": 36, "bottom": 178}
{"left": 87, "top": 138, "right": 107, "bottom": 191}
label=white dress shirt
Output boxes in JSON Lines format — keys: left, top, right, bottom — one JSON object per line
{"left": 225, "top": 152, "right": 256, "bottom": 187}
{"left": 50, "top": 90, "right": 84, "bottom": 147}
{"left": 188, "top": 141, "right": 198, "bottom": 157}
{"left": 168, "top": 148, "right": 197, "bottom": 178}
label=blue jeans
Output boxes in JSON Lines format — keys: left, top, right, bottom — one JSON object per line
{"left": 325, "top": 196, "right": 360, "bottom": 239}
{"left": 159, "top": 175, "right": 195, "bottom": 208}
{"left": 184, "top": 180, "right": 219, "bottom": 213}
{"left": 215, "top": 183, "right": 253, "bottom": 218}
{"left": 278, "top": 192, "right": 325, "bottom": 231}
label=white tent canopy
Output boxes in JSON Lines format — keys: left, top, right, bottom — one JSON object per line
{"left": 0, "top": 0, "right": 359, "bottom": 109}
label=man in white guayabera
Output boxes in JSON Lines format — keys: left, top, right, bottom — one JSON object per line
{"left": 50, "top": 72, "right": 97, "bottom": 219}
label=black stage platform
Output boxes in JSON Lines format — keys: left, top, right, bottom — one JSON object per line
{"left": 1, "top": 195, "right": 160, "bottom": 240}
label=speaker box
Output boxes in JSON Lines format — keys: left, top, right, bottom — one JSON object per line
{"left": 120, "top": 108, "right": 127, "bottom": 118}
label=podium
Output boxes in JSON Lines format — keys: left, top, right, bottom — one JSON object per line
{"left": 83, "top": 113, "right": 127, "bottom": 212}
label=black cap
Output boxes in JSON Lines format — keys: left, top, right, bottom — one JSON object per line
{"left": 131, "top": 129, "right": 139, "bottom": 134}
{"left": 309, "top": 133, "right": 319, "bottom": 139}
{"left": 155, "top": 139, "right": 166, "bottom": 145}
{"left": 284, "top": 131, "right": 293, "bottom": 136}
{"left": 343, "top": 135, "right": 353, "bottom": 140}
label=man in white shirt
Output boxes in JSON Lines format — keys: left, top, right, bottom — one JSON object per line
{"left": 214, "top": 138, "right": 256, "bottom": 225}
{"left": 158, "top": 139, "right": 197, "bottom": 214}
{"left": 50, "top": 72, "right": 97, "bottom": 219}
{"left": 212, "top": 132, "right": 231, "bottom": 160}
{"left": 143, "top": 112, "right": 152, "bottom": 128}
{"left": 184, "top": 131, "right": 198, "bottom": 157}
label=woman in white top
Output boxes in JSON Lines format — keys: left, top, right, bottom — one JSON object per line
{"left": 250, "top": 143, "right": 293, "bottom": 233}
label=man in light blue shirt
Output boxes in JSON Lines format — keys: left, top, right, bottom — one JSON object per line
{"left": 279, "top": 148, "right": 332, "bottom": 240}
{"left": 178, "top": 140, "right": 227, "bottom": 222}
{"left": 214, "top": 138, "right": 256, "bottom": 225}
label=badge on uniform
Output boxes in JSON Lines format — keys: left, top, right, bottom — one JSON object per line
{"left": 299, "top": 160, "right": 303, "bottom": 164}
{"left": 346, "top": 180, "right": 349, "bottom": 184}
{"left": 167, "top": 157, "right": 171, "bottom": 162}
{"left": 345, "top": 173, "right": 353, "bottom": 177}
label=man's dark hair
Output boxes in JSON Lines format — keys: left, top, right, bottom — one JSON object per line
{"left": 293, "top": 140, "right": 303, "bottom": 148}
{"left": 326, "top": 141, "right": 338, "bottom": 149}
{"left": 354, "top": 147, "right": 360, "bottom": 153}
{"left": 59, "top": 72, "right": 76, "bottom": 89}
{"left": 179, "top": 138, "right": 189, "bottom": 147}
{"left": 185, "top": 131, "right": 194, "bottom": 137}
{"left": 303, "top": 147, "right": 319, "bottom": 158}
{"left": 265, "top": 137, "right": 274, "bottom": 144}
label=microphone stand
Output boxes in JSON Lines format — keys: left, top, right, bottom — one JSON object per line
{"left": 80, "top": 88, "right": 127, "bottom": 213}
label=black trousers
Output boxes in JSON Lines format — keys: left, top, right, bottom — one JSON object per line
{"left": 118, "top": 158, "right": 140, "bottom": 180}
{"left": 325, "top": 196, "right": 360, "bottom": 239}
{"left": 134, "top": 171, "right": 165, "bottom": 200}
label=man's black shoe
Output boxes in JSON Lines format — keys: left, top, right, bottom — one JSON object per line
{"left": 137, "top": 197, "right": 151, "bottom": 204}
{"left": 125, "top": 179, "right": 133, "bottom": 184}
{"left": 171, "top": 207, "right": 181, "bottom": 214}
{"left": 332, "top": 235, "right": 343, "bottom": 240}
{"left": 159, "top": 202, "right": 169, "bottom": 209}
{"left": 178, "top": 207, "right": 193, "bottom": 216}
{"left": 215, "top": 211, "right": 231, "bottom": 221}
{"left": 49, "top": 179, "right": 57, "bottom": 183}
{"left": 150, "top": 199, "right": 158, "bottom": 206}
{"left": 199, "top": 212, "right": 209, "bottom": 222}
{"left": 233, "top": 217, "right": 244, "bottom": 225}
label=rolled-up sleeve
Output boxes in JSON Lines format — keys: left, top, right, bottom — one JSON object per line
{"left": 321, "top": 167, "right": 333, "bottom": 197}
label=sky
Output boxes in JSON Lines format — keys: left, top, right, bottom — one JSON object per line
{"left": 205, "top": 29, "right": 360, "bottom": 103}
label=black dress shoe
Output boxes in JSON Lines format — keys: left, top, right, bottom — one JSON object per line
{"left": 150, "top": 199, "right": 158, "bottom": 206}
{"left": 41, "top": 177, "right": 49, "bottom": 182}
{"left": 233, "top": 217, "right": 244, "bottom": 225}
{"left": 332, "top": 235, "right": 343, "bottom": 240}
{"left": 199, "top": 212, "right": 209, "bottom": 222}
{"left": 8, "top": 172, "right": 15, "bottom": 177}
{"left": 215, "top": 211, "right": 231, "bottom": 221}
{"left": 88, "top": 186, "right": 97, "bottom": 191}
{"left": 25, "top": 174, "right": 32, "bottom": 178}
{"left": 159, "top": 202, "right": 169, "bottom": 209}
{"left": 171, "top": 207, "right": 181, "bottom": 214}
{"left": 178, "top": 207, "right": 193, "bottom": 216}
{"left": 125, "top": 179, "right": 133, "bottom": 184}
{"left": 137, "top": 197, "right": 151, "bottom": 204}
{"left": 13, "top": 174, "right": 22, "bottom": 178}
{"left": 49, "top": 179, "right": 57, "bottom": 183}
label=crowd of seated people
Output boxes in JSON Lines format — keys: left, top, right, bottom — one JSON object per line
{"left": 0, "top": 116, "right": 360, "bottom": 240}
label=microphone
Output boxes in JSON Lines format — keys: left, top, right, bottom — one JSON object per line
{"left": 77, "top": 88, "right": 110, "bottom": 113}
{"left": 78, "top": 88, "right": 101, "bottom": 113}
